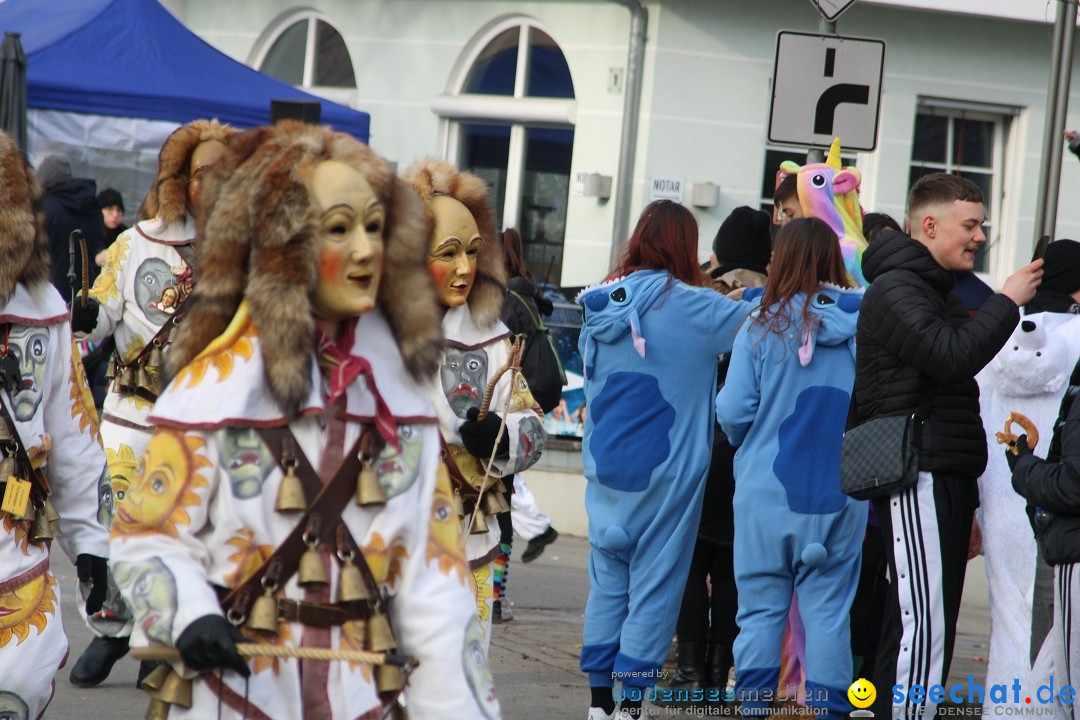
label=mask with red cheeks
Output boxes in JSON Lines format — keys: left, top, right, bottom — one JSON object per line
{"left": 427, "top": 195, "right": 480, "bottom": 308}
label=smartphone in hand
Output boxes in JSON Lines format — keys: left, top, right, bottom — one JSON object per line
{"left": 1032, "top": 235, "right": 1051, "bottom": 262}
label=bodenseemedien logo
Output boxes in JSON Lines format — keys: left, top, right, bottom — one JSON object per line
{"left": 850, "top": 678, "right": 876, "bottom": 717}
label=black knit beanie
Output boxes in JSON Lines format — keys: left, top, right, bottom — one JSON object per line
{"left": 712, "top": 206, "right": 772, "bottom": 275}
{"left": 1042, "top": 239, "right": 1080, "bottom": 296}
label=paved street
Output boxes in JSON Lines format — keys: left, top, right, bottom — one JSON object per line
{"left": 48, "top": 534, "right": 989, "bottom": 719}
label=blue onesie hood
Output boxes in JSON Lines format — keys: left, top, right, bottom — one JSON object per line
{"left": 786, "top": 285, "right": 862, "bottom": 365}
{"left": 577, "top": 270, "right": 671, "bottom": 377}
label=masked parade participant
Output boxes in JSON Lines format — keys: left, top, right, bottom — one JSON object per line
{"left": 108, "top": 121, "right": 500, "bottom": 719}
{"left": 68, "top": 118, "right": 237, "bottom": 686}
{"left": 0, "top": 130, "right": 110, "bottom": 717}
{"left": 402, "top": 159, "right": 546, "bottom": 648}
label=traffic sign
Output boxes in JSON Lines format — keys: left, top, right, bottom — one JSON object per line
{"left": 768, "top": 31, "right": 885, "bottom": 151}
{"left": 809, "top": 0, "right": 859, "bottom": 22}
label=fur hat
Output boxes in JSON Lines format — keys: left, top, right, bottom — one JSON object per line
{"left": 138, "top": 118, "right": 236, "bottom": 225}
{"left": 401, "top": 158, "right": 506, "bottom": 328}
{"left": 165, "top": 121, "right": 443, "bottom": 417}
{"left": 712, "top": 206, "right": 772, "bottom": 276}
{"left": 0, "top": 131, "right": 50, "bottom": 305}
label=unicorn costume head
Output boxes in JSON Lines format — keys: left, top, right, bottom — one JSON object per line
{"left": 779, "top": 138, "right": 868, "bottom": 287}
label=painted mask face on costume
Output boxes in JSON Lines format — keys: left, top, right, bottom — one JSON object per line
{"left": 187, "top": 139, "right": 227, "bottom": 218}
{"left": 7, "top": 326, "right": 48, "bottom": 421}
{"left": 428, "top": 195, "right": 480, "bottom": 308}
{"left": 310, "top": 160, "right": 385, "bottom": 323}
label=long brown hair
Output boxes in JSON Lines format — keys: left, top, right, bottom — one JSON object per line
{"left": 753, "top": 217, "right": 851, "bottom": 337}
{"left": 612, "top": 200, "right": 707, "bottom": 288}
{"left": 502, "top": 227, "right": 529, "bottom": 279}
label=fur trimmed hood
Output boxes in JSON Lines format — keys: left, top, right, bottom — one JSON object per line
{"left": 165, "top": 120, "right": 443, "bottom": 417}
{"left": 401, "top": 158, "right": 506, "bottom": 328}
{"left": 0, "top": 131, "right": 50, "bottom": 305}
{"left": 138, "top": 118, "right": 236, "bottom": 226}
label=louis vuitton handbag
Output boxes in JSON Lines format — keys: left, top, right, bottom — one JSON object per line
{"left": 840, "top": 387, "right": 934, "bottom": 501}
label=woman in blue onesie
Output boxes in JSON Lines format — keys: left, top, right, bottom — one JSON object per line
{"left": 715, "top": 218, "right": 866, "bottom": 718}
{"left": 577, "top": 200, "right": 747, "bottom": 720}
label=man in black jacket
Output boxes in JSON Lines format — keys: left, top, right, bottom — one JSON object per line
{"left": 855, "top": 173, "right": 1042, "bottom": 718}
{"left": 37, "top": 155, "right": 105, "bottom": 297}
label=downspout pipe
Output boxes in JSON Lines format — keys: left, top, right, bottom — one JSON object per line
{"left": 609, "top": 0, "right": 648, "bottom": 267}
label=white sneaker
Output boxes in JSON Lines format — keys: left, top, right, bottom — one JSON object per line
{"left": 586, "top": 708, "right": 615, "bottom": 720}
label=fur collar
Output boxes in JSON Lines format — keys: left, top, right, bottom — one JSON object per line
{"left": 0, "top": 132, "right": 50, "bottom": 306}
{"left": 165, "top": 121, "right": 443, "bottom": 418}
{"left": 401, "top": 158, "right": 507, "bottom": 329}
{"left": 137, "top": 119, "right": 236, "bottom": 226}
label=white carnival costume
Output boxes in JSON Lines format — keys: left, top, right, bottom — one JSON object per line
{"left": 109, "top": 122, "right": 500, "bottom": 719}
{"left": 976, "top": 311, "right": 1080, "bottom": 712}
{"left": 0, "top": 282, "right": 109, "bottom": 717}
{"left": 434, "top": 304, "right": 546, "bottom": 641}
{"left": 110, "top": 305, "right": 498, "bottom": 719}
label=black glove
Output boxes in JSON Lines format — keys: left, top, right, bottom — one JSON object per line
{"left": 76, "top": 553, "right": 109, "bottom": 615}
{"left": 70, "top": 297, "right": 100, "bottom": 334}
{"left": 1006, "top": 434, "right": 1033, "bottom": 472}
{"left": 176, "top": 614, "right": 250, "bottom": 677}
{"left": 460, "top": 406, "right": 510, "bottom": 460}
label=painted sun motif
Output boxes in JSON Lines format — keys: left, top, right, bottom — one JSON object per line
{"left": 111, "top": 429, "right": 210, "bottom": 538}
{"left": 26, "top": 434, "right": 51, "bottom": 470}
{"left": 68, "top": 340, "right": 101, "bottom": 439}
{"left": 1, "top": 516, "right": 31, "bottom": 555}
{"left": 174, "top": 302, "right": 255, "bottom": 389}
{"left": 0, "top": 573, "right": 57, "bottom": 648}
{"left": 88, "top": 233, "right": 130, "bottom": 305}
{"left": 362, "top": 533, "right": 409, "bottom": 591}
{"left": 340, "top": 620, "right": 374, "bottom": 680}
{"left": 470, "top": 564, "right": 493, "bottom": 623}
{"left": 425, "top": 465, "right": 467, "bottom": 586}
{"left": 225, "top": 529, "right": 273, "bottom": 588}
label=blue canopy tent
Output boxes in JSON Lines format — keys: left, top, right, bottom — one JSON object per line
{"left": 0, "top": 0, "right": 370, "bottom": 217}
{"left": 0, "top": 0, "right": 369, "bottom": 137}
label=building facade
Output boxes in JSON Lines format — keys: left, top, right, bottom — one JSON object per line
{"left": 166, "top": 0, "right": 1077, "bottom": 289}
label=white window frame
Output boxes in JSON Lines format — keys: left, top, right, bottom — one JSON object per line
{"left": 248, "top": 9, "right": 357, "bottom": 107}
{"left": 434, "top": 15, "right": 576, "bottom": 231}
{"left": 910, "top": 99, "right": 1017, "bottom": 278}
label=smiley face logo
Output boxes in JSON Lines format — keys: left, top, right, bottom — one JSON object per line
{"left": 849, "top": 678, "right": 876, "bottom": 709}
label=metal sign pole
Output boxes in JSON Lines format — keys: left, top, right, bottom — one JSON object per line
{"left": 1034, "top": 0, "right": 1077, "bottom": 247}
{"left": 807, "top": 17, "right": 839, "bottom": 164}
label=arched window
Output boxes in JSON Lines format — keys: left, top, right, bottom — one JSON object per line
{"left": 251, "top": 11, "right": 356, "bottom": 105}
{"left": 433, "top": 18, "right": 576, "bottom": 284}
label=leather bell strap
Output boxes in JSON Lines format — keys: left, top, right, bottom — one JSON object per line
{"left": 221, "top": 426, "right": 384, "bottom": 624}
{"left": 0, "top": 397, "right": 50, "bottom": 501}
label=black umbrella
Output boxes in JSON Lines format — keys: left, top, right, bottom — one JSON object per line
{"left": 0, "top": 32, "right": 27, "bottom": 152}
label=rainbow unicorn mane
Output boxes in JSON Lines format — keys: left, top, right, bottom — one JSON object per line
{"left": 779, "top": 138, "right": 868, "bottom": 288}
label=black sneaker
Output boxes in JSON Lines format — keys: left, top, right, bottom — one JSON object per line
{"left": 521, "top": 526, "right": 559, "bottom": 563}
{"left": 492, "top": 599, "right": 504, "bottom": 624}
{"left": 69, "top": 635, "right": 131, "bottom": 687}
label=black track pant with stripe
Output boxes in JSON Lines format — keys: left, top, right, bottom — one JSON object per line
{"left": 869, "top": 471, "right": 978, "bottom": 718}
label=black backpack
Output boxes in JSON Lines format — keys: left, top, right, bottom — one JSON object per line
{"left": 507, "top": 290, "right": 567, "bottom": 413}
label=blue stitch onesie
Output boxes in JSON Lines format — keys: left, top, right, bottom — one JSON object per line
{"left": 715, "top": 285, "right": 866, "bottom": 717}
{"left": 577, "top": 269, "right": 746, "bottom": 692}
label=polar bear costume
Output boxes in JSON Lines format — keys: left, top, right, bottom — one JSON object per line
{"left": 976, "top": 312, "right": 1080, "bottom": 712}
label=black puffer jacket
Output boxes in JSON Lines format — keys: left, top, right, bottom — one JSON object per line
{"left": 854, "top": 230, "right": 1020, "bottom": 477}
{"left": 1012, "top": 360, "right": 1080, "bottom": 565}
